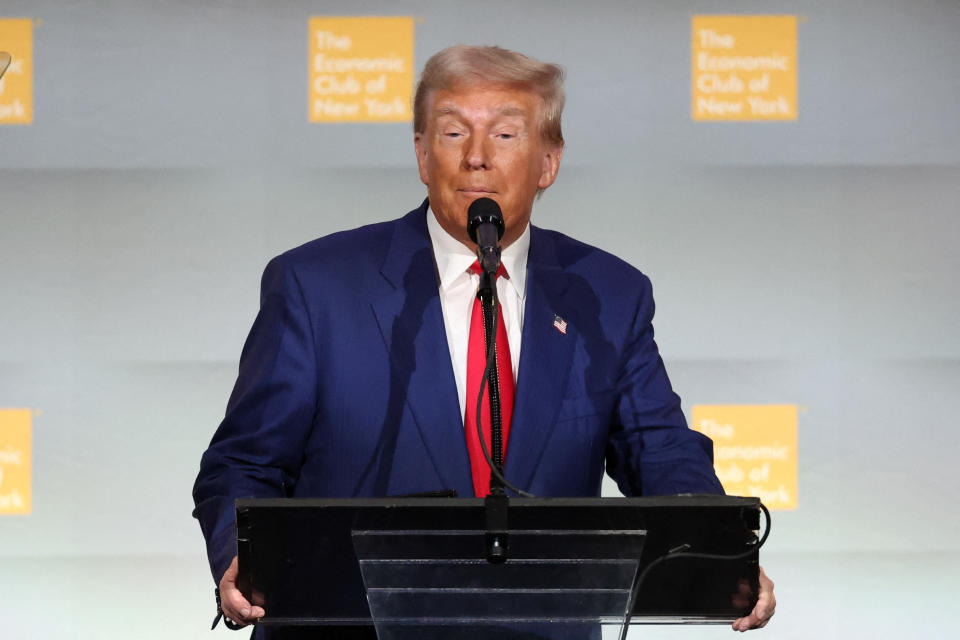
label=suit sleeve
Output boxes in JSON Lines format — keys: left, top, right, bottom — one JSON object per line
{"left": 604, "top": 274, "right": 724, "bottom": 497}
{"left": 191, "top": 254, "right": 319, "bottom": 583}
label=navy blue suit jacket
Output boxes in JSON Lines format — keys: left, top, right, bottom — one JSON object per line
{"left": 193, "top": 201, "right": 722, "bottom": 583}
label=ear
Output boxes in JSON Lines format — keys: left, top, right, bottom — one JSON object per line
{"left": 537, "top": 144, "right": 563, "bottom": 190}
{"left": 414, "top": 132, "right": 430, "bottom": 186}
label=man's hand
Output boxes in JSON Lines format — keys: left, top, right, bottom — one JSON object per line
{"left": 219, "top": 555, "right": 265, "bottom": 627}
{"left": 732, "top": 565, "right": 775, "bottom": 632}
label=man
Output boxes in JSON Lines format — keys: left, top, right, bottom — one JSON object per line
{"left": 193, "top": 45, "right": 775, "bottom": 636}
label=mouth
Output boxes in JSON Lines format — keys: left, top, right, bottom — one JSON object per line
{"left": 458, "top": 187, "right": 496, "bottom": 196}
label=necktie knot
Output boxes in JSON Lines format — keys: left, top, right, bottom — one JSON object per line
{"left": 469, "top": 260, "right": 507, "bottom": 279}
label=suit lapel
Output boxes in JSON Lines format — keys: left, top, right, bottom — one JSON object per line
{"left": 505, "top": 227, "right": 579, "bottom": 492}
{"left": 370, "top": 204, "right": 474, "bottom": 497}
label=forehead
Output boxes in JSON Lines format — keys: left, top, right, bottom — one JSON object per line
{"left": 428, "top": 84, "right": 542, "bottom": 122}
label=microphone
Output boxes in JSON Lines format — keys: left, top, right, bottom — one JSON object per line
{"left": 466, "top": 198, "right": 535, "bottom": 561}
{"left": 467, "top": 197, "right": 505, "bottom": 274}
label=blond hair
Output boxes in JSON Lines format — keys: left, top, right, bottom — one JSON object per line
{"left": 413, "top": 45, "right": 565, "bottom": 148}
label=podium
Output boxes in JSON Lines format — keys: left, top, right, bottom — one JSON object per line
{"left": 236, "top": 495, "right": 762, "bottom": 639}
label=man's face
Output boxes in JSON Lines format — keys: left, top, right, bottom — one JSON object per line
{"left": 414, "top": 84, "right": 563, "bottom": 249}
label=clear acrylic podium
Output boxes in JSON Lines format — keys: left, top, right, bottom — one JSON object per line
{"left": 353, "top": 527, "right": 645, "bottom": 639}
{"left": 236, "top": 496, "right": 762, "bottom": 638}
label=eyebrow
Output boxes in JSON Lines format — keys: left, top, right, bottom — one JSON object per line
{"left": 435, "top": 105, "right": 528, "bottom": 118}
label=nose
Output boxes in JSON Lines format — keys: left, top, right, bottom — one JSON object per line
{"left": 463, "top": 134, "right": 492, "bottom": 170}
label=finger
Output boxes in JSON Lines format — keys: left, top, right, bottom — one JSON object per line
{"left": 732, "top": 614, "right": 759, "bottom": 632}
{"left": 755, "top": 567, "right": 776, "bottom": 622}
{"left": 222, "top": 586, "right": 253, "bottom": 619}
{"left": 754, "top": 594, "right": 774, "bottom": 620}
{"left": 222, "top": 585, "right": 266, "bottom": 621}
{"left": 219, "top": 557, "right": 266, "bottom": 623}
{"left": 731, "top": 596, "right": 775, "bottom": 630}
{"left": 732, "top": 599, "right": 770, "bottom": 631}
{"left": 744, "top": 598, "right": 774, "bottom": 629}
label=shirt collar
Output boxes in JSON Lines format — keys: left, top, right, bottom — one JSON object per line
{"left": 426, "top": 204, "right": 529, "bottom": 300}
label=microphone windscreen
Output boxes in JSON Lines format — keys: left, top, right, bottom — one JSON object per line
{"left": 467, "top": 197, "right": 505, "bottom": 243}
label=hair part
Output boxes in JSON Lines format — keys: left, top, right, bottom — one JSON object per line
{"left": 413, "top": 45, "right": 565, "bottom": 148}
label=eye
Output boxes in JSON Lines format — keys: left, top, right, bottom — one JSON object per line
{"left": 494, "top": 129, "right": 521, "bottom": 140}
{"left": 443, "top": 131, "right": 463, "bottom": 138}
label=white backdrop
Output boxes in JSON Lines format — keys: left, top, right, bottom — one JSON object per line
{"left": 1, "top": 1, "right": 958, "bottom": 638}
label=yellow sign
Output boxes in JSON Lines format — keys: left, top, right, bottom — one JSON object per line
{"left": 0, "top": 18, "right": 33, "bottom": 125}
{"left": 692, "top": 405, "right": 797, "bottom": 510}
{"left": 0, "top": 408, "right": 32, "bottom": 514}
{"left": 308, "top": 16, "right": 414, "bottom": 123}
{"left": 692, "top": 15, "right": 796, "bottom": 121}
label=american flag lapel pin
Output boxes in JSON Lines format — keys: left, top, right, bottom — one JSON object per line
{"left": 552, "top": 314, "right": 568, "bottom": 335}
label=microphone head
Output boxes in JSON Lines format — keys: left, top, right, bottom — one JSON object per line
{"left": 467, "top": 197, "right": 505, "bottom": 244}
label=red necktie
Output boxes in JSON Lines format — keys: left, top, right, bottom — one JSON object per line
{"left": 464, "top": 261, "right": 515, "bottom": 498}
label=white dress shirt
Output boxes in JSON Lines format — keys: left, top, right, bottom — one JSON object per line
{"left": 426, "top": 206, "right": 529, "bottom": 423}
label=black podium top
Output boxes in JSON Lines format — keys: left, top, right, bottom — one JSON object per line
{"left": 236, "top": 495, "right": 761, "bottom": 625}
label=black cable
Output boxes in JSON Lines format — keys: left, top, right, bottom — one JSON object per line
{"left": 474, "top": 272, "right": 536, "bottom": 498}
{"left": 617, "top": 502, "right": 771, "bottom": 640}
{"left": 479, "top": 273, "right": 504, "bottom": 487}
